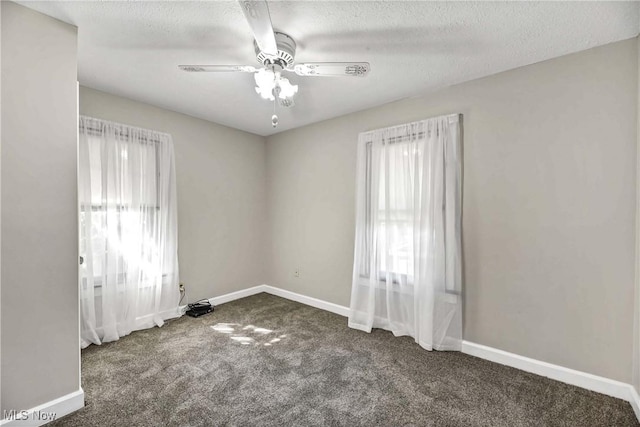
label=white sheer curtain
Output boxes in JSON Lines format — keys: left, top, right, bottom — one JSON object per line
{"left": 79, "top": 116, "right": 180, "bottom": 348}
{"left": 349, "top": 114, "right": 462, "bottom": 351}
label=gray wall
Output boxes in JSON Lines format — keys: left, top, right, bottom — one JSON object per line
{"left": 266, "top": 38, "right": 638, "bottom": 383}
{"left": 1, "top": 1, "right": 79, "bottom": 412}
{"left": 79, "top": 87, "right": 267, "bottom": 303}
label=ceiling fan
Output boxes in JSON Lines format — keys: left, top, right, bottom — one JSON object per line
{"left": 179, "top": 0, "right": 370, "bottom": 128}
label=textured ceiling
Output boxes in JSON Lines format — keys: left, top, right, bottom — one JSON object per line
{"left": 20, "top": 1, "right": 640, "bottom": 136}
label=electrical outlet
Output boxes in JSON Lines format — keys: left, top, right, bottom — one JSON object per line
{"left": 179, "top": 282, "right": 185, "bottom": 292}
{"left": 294, "top": 269, "right": 300, "bottom": 278}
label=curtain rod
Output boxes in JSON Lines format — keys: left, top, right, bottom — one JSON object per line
{"left": 79, "top": 115, "right": 171, "bottom": 145}
{"left": 80, "top": 126, "right": 165, "bottom": 144}
{"left": 362, "top": 131, "right": 427, "bottom": 145}
{"left": 361, "top": 113, "right": 460, "bottom": 143}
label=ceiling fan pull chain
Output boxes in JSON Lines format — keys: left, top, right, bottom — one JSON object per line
{"left": 272, "top": 97, "right": 278, "bottom": 128}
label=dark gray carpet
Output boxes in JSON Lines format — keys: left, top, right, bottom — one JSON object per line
{"left": 51, "top": 293, "right": 637, "bottom": 426}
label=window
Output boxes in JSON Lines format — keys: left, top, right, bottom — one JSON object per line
{"left": 78, "top": 116, "right": 180, "bottom": 347}
{"left": 79, "top": 129, "right": 162, "bottom": 289}
{"left": 349, "top": 115, "right": 462, "bottom": 348}
{"left": 359, "top": 133, "right": 425, "bottom": 285}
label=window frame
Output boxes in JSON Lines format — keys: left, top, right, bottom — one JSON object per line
{"left": 359, "top": 134, "right": 425, "bottom": 285}
{"left": 79, "top": 127, "right": 165, "bottom": 289}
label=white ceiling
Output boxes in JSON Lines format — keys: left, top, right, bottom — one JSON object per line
{"left": 20, "top": 1, "right": 640, "bottom": 136}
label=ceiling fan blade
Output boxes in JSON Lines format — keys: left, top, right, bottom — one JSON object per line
{"left": 238, "top": 0, "right": 278, "bottom": 58}
{"left": 178, "top": 65, "right": 257, "bottom": 73}
{"left": 292, "top": 62, "right": 370, "bottom": 77}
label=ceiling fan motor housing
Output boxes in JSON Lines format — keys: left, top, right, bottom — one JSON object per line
{"left": 255, "top": 32, "right": 296, "bottom": 68}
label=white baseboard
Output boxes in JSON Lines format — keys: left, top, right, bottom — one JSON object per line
{"left": 461, "top": 341, "right": 633, "bottom": 402}
{"left": 185, "top": 284, "right": 640, "bottom": 420}
{"left": 0, "top": 388, "right": 84, "bottom": 426}
{"left": 262, "top": 285, "right": 350, "bottom": 317}
{"left": 629, "top": 385, "right": 640, "bottom": 420}
{"left": 191, "top": 284, "right": 350, "bottom": 318}
{"left": 207, "top": 285, "right": 265, "bottom": 306}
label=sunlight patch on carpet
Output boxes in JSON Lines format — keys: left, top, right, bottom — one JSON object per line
{"left": 211, "top": 322, "right": 287, "bottom": 347}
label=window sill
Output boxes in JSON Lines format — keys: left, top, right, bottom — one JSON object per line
{"left": 356, "top": 277, "right": 460, "bottom": 304}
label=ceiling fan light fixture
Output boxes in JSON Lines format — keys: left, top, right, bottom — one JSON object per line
{"left": 254, "top": 68, "right": 276, "bottom": 100}
{"left": 277, "top": 76, "right": 298, "bottom": 99}
{"left": 255, "top": 86, "right": 274, "bottom": 101}
{"left": 254, "top": 67, "right": 297, "bottom": 102}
